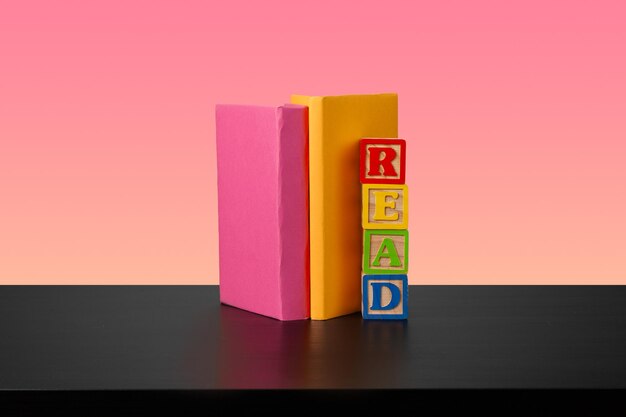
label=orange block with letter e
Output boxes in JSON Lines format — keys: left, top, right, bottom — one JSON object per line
{"left": 362, "top": 184, "right": 408, "bottom": 230}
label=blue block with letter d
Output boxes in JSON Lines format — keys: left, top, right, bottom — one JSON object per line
{"left": 362, "top": 274, "right": 408, "bottom": 320}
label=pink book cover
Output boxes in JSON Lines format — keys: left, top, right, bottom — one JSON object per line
{"left": 215, "top": 104, "right": 309, "bottom": 320}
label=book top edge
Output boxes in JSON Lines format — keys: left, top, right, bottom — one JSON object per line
{"left": 215, "top": 103, "right": 306, "bottom": 111}
{"left": 290, "top": 92, "right": 397, "bottom": 100}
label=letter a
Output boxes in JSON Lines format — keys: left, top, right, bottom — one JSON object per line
{"left": 372, "top": 238, "right": 402, "bottom": 267}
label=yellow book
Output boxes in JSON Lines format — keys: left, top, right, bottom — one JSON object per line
{"left": 291, "top": 93, "right": 398, "bottom": 320}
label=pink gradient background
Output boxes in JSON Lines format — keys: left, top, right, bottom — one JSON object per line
{"left": 1, "top": 1, "right": 625, "bottom": 284}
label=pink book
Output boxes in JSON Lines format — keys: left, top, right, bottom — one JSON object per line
{"left": 215, "top": 104, "right": 309, "bottom": 320}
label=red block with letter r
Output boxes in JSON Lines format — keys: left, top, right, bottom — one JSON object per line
{"left": 359, "top": 138, "right": 406, "bottom": 184}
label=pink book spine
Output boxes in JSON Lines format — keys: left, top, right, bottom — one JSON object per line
{"left": 277, "top": 105, "right": 309, "bottom": 319}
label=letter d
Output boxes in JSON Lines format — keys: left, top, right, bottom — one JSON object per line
{"left": 370, "top": 282, "right": 401, "bottom": 311}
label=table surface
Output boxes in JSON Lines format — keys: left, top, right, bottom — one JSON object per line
{"left": 1, "top": 285, "right": 625, "bottom": 390}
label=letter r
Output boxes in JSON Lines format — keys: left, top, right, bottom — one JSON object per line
{"left": 367, "top": 147, "right": 398, "bottom": 177}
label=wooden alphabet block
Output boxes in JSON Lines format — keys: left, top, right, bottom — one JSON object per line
{"left": 363, "top": 229, "right": 409, "bottom": 274}
{"left": 362, "top": 184, "right": 408, "bottom": 229}
{"left": 360, "top": 138, "right": 406, "bottom": 184}
{"left": 362, "top": 274, "right": 408, "bottom": 320}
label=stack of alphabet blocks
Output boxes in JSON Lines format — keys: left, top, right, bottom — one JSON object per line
{"left": 360, "top": 139, "right": 409, "bottom": 320}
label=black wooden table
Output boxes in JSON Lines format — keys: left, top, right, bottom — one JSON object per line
{"left": 1, "top": 286, "right": 625, "bottom": 415}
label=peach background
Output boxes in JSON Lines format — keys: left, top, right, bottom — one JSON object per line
{"left": 1, "top": 1, "right": 625, "bottom": 285}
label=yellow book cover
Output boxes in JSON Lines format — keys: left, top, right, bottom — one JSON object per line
{"left": 291, "top": 93, "right": 398, "bottom": 320}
